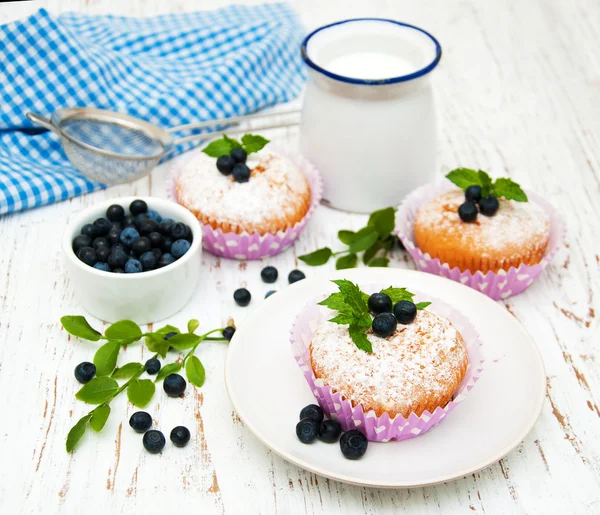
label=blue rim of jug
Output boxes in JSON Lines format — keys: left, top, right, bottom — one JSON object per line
{"left": 300, "top": 18, "right": 442, "bottom": 85}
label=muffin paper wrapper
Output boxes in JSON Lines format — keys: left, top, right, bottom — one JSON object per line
{"left": 165, "top": 147, "right": 323, "bottom": 260}
{"left": 290, "top": 286, "right": 484, "bottom": 442}
{"left": 395, "top": 183, "right": 566, "bottom": 300}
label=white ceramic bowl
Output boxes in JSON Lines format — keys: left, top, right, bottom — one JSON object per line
{"left": 63, "top": 196, "right": 201, "bottom": 324}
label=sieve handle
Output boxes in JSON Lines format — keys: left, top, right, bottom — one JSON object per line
{"left": 26, "top": 112, "right": 60, "bottom": 134}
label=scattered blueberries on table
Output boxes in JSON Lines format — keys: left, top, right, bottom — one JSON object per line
{"left": 265, "top": 290, "right": 276, "bottom": 298}
{"left": 222, "top": 326, "right": 236, "bottom": 341}
{"left": 73, "top": 200, "right": 193, "bottom": 273}
{"left": 340, "top": 430, "right": 368, "bottom": 460}
{"left": 234, "top": 288, "right": 251, "bottom": 307}
{"left": 143, "top": 430, "right": 166, "bottom": 454}
{"left": 74, "top": 362, "right": 96, "bottom": 384}
{"left": 170, "top": 426, "right": 191, "bottom": 447}
{"left": 288, "top": 269, "right": 306, "bottom": 284}
{"left": 129, "top": 411, "right": 153, "bottom": 433}
{"left": 261, "top": 266, "right": 278, "bottom": 283}
{"left": 163, "top": 373, "right": 187, "bottom": 397}
{"left": 371, "top": 312, "right": 397, "bottom": 338}
{"left": 145, "top": 358, "right": 161, "bottom": 375}
{"left": 394, "top": 300, "right": 417, "bottom": 325}
{"left": 368, "top": 292, "right": 392, "bottom": 315}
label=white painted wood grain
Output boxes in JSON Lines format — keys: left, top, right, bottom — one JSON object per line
{"left": 0, "top": 0, "right": 598, "bottom": 513}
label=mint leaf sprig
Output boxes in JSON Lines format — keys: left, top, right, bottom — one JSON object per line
{"left": 202, "top": 133, "right": 269, "bottom": 158}
{"left": 62, "top": 316, "right": 228, "bottom": 452}
{"left": 318, "top": 280, "right": 431, "bottom": 353}
{"left": 445, "top": 168, "right": 528, "bottom": 202}
{"left": 299, "top": 207, "right": 401, "bottom": 270}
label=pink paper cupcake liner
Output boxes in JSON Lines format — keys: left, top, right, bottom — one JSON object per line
{"left": 290, "top": 285, "right": 484, "bottom": 442}
{"left": 395, "top": 182, "right": 566, "bottom": 300}
{"left": 165, "top": 148, "right": 323, "bottom": 260}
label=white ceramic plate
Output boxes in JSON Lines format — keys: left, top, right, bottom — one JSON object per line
{"left": 225, "top": 268, "right": 545, "bottom": 488}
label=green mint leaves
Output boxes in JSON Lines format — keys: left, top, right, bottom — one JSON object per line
{"left": 319, "top": 281, "right": 431, "bottom": 353}
{"left": 299, "top": 207, "right": 398, "bottom": 269}
{"left": 202, "top": 133, "right": 270, "bottom": 158}
{"left": 445, "top": 168, "right": 528, "bottom": 202}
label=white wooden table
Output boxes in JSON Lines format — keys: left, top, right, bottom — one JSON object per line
{"left": 1, "top": 0, "right": 599, "bottom": 513}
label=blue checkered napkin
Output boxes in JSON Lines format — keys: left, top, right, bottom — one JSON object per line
{"left": 0, "top": 5, "right": 306, "bottom": 216}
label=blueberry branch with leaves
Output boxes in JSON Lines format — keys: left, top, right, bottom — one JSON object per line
{"left": 299, "top": 207, "right": 400, "bottom": 269}
{"left": 61, "top": 316, "right": 228, "bottom": 452}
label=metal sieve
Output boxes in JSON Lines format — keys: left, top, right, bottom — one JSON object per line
{"left": 26, "top": 108, "right": 300, "bottom": 185}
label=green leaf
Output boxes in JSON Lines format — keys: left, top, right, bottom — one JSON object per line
{"left": 93, "top": 341, "right": 121, "bottom": 376}
{"left": 348, "top": 324, "right": 373, "bottom": 353}
{"left": 111, "top": 362, "right": 144, "bottom": 380}
{"left": 445, "top": 168, "right": 481, "bottom": 190}
{"left": 241, "top": 133, "right": 270, "bottom": 154}
{"left": 202, "top": 136, "right": 238, "bottom": 158}
{"left": 127, "top": 379, "right": 155, "bottom": 408}
{"left": 223, "top": 134, "right": 242, "bottom": 149}
{"left": 187, "top": 319, "right": 200, "bottom": 334}
{"left": 145, "top": 333, "right": 171, "bottom": 358}
{"left": 331, "top": 279, "right": 369, "bottom": 315}
{"left": 337, "top": 230, "right": 356, "bottom": 245}
{"left": 105, "top": 320, "right": 142, "bottom": 340}
{"left": 363, "top": 242, "right": 382, "bottom": 265}
{"left": 478, "top": 170, "right": 493, "bottom": 197}
{"left": 368, "top": 257, "right": 389, "bottom": 267}
{"left": 154, "top": 324, "right": 180, "bottom": 336}
{"left": 298, "top": 247, "right": 332, "bottom": 266}
{"left": 185, "top": 355, "right": 206, "bottom": 388}
{"left": 380, "top": 235, "right": 395, "bottom": 251}
{"left": 348, "top": 226, "right": 378, "bottom": 254}
{"left": 318, "top": 292, "right": 349, "bottom": 312}
{"left": 60, "top": 316, "right": 102, "bottom": 341}
{"left": 167, "top": 333, "right": 202, "bottom": 351}
{"left": 415, "top": 302, "right": 432, "bottom": 310}
{"left": 66, "top": 415, "right": 91, "bottom": 452}
{"left": 492, "top": 178, "right": 528, "bottom": 202}
{"left": 336, "top": 253, "right": 357, "bottom": 270}
{"left": 380, "top": 286, "right": 415, "bottom": 304}
{"left": 328, "top": 313, "right": 355, "bottom": 325}
{"left": 155, "top": 362, "right": 182, "bottom": 382}
{"left": 368, "top": 207, "right": 396, "bottom": 237}
{"left": 89, "top": 405, "right": 110, "bottom": 432}
{"left": 75, "top": 376, "right": 119, "bottom": 404}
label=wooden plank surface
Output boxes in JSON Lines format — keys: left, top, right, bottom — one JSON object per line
{"left": 0, "top": 0, "right": 598, "bottom": 513}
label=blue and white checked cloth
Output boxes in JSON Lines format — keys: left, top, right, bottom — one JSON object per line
{"left": 0, "top": 5, "right": 306, "bottom": 216}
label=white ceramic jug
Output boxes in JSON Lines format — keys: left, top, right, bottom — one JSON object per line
{"left": 300, "top": 19, "right": 442, "bottom": 213}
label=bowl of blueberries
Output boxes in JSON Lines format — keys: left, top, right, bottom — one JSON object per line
{"left": 63, "top": 196, "right": 201, "bottom": 324}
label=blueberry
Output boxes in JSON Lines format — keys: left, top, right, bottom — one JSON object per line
{"left": 138, "top": 219, "right": 158, "bottom": 236}
{"left": 479, "top": 195, "right": 499, "bottom": 216}
{"left": 92, "top": 236, "right": 109, "bottom": 249}
{"left": 113, "top": 268, "right": 125, "bottom": 273}
{"left": 81, "top": 223, "right": 96, "bottom": 238}
{"left": 72, "top": 234, "right": 92, "bottom": 253}
{"left": 93, "top": 217, "right": 111, "bottom": 236}
{"left": 394, "top": 300, "right": 417, "bottom": 324}
{"left": 265, "top": 290, "right": 276, "bottom": 298}
{"left": 319, "top": 420, "right": 342, "bottom": 443}
{"left": 159, "top": 218, "right": 174, "bottom": 236}
{"left": 145, "top": 358, "right": 161, "bottom": 375}
{"left": 288, "top": 270, "right": 305, "bottom": 284}
{"left": 170, "top": 223, "right": 187, "bottom": 240}
{"left": 123, "top": 214, "right": 136, "bottom": 227}
{"left": 95, "top": 247, "right": 110, "bottom": 263}
{"left": 158, "top": 253, "right": 175, "bottom": 267}
{"left": 77, "top": 247, "right": 97, "bottom": 266}
{"left": 106, "top": 204, "right": 125, "bottom": 222}
{"left": 232, "top": 163, "right": 251, "bottom": 183}
{"left": 129, "top": 199, "right": 148, "bottom": 216}
{"left": 170, "top": 426, "right": 191, "bottom": 447}
{"left": 216, "top": 155, "right": 235, "bottom": 175}
{"left": 458, "top": 201, "right": 478, "bottom": 222}
{"left": 129, "top": 411, "right": 153, "bottom": 433}
{"left": 296, "top": 418, "right": 319, "bottom": 444}
{"left": 299, "top": 404, "right": 324, "bottom": 423}
{"left": 372, "top": 312, "right": 397, "bottom": 337}
{"left": 171, "top": 239, "right": 191, "bottom": 259}
{"left": 93, "top": 262, "right": 110, "bottom": 272}
{"left": 148, "top": 231, "right": 164, "bottom": 249}
{"left": 234, "top": 288, "right": 251, "bottom": 307}
{"left": 164, "top": 373, "right": 186, "bottom": 397}
{"left": 368, "top": 293, "right": 392, "bottom": 315}
{"left": 164, "top": 331, "right": 177, "bottom": 340}
{"left": 222, "top": 326, "right": 236, "bottom": 341}
{"left": 124, "top": 259, "right": 143, "bottom": 273}
{"left": 261, "top": 266, "right": 278, "bottom": 283}
{"left": 135, "top": 213, "right": 150, "bottom": 225}
{"left": 465, "top": 185, "right": 483, "bottom": 203}
{"left": 74, "top": 362, "right": 96, "bottom": 383}
{"left": 143, "top": 430, "right": 166, "bottom": 454}
{"left": 162, "top": 237, "right": 173, "bottom": 253}
{"left": 139, "top": 251, "right": 158, "bottom": 271}
{"left": 231, "top": 147, "right": 247, "bottom": 164}
{"left": 131, "top": 236, "right": 151, "bottom": 257}
{"left": 107, "top": 226, "right": 121, "bottom": 245}
{"left": 146, "top": 209, "right": 162, "bottom": 223}
{"left": 340, "top": 430, "right": 368, "bottom": 459}
{"left": 110, "top": 221, "right": 123, "bottom": 231}
{"left": 108, "top": 247, "right": 128, "bottom": 269}
{"left": 120, "top": 227, "right": 140, "bottom": 247}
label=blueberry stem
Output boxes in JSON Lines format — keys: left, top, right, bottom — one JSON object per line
{"left": 181, "top": 328, "right": 226, "bottom": 366}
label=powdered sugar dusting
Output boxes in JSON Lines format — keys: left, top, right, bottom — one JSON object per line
{"left": 310, "top": 310, "right": 468, "bottom": 416}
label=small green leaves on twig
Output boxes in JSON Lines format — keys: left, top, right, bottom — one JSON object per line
{"left": 299, "top": 207, "right": 399, "bottom": 269}
{"left": 61, "top": 316, "right": 102, "bottom": 341}
{"left": 446, "top": 168, "right": 528, "bottom": 202}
